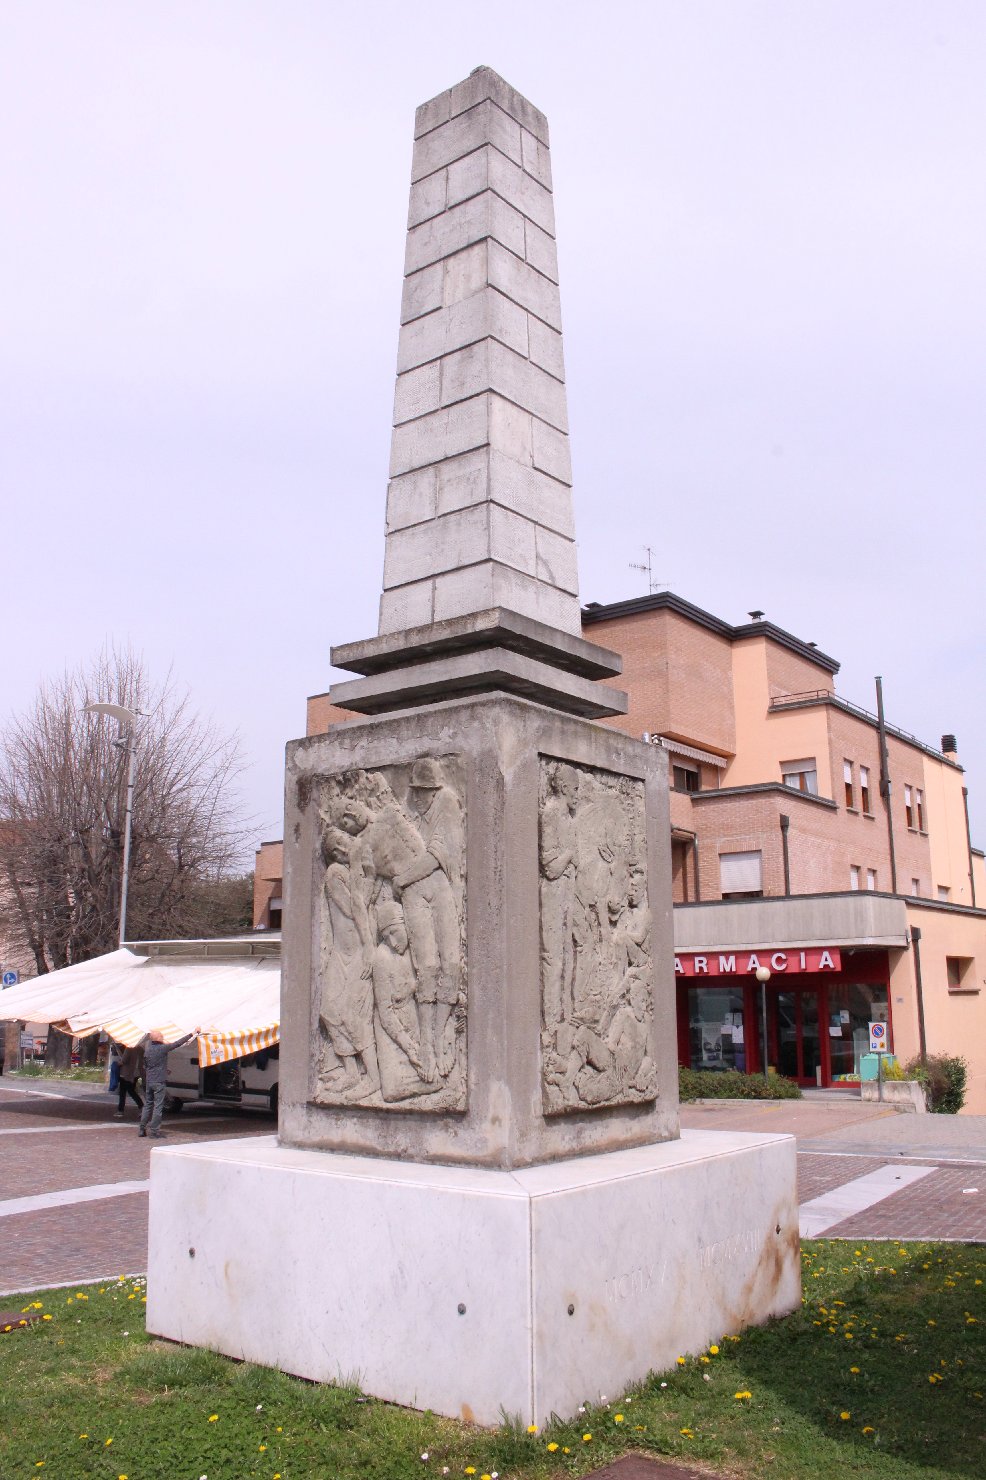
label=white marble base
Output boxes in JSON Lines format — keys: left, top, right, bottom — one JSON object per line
{"left": 146, "top": 1130, "right": 799, "bottom": 1426}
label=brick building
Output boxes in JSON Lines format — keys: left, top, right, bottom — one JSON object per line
{"left": 255, "top": 590, "right": 986, "bottom": 1109}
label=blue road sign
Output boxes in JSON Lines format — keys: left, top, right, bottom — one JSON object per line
{"left": 1, "top": 969, "right": 18, "bottom": 987}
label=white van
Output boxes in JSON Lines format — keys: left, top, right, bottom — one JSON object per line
{"left": 165, "top": 1043, "right": 279, "bottom": 1116}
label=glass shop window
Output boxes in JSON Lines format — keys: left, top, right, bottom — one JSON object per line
{"left": 687, "top": 987, "right": 748, "bottom": 1073}
{"left": 827, "top": 982, "right": 889, "bottom": 1081}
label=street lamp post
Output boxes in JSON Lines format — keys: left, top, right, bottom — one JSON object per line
{"left": 755, "top": 965, "right": 772, "bottom": 1082}
{"left": 84, "top": 702, "right": 139, "bottom": 948}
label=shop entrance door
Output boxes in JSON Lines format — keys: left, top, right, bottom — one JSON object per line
{"left": 769, "top": 989, "right": 822, "bottom": 1086}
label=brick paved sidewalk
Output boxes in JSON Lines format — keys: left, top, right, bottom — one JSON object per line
{"left": 3, "top": 1082, "right": 984, "bottom": 1298}
{"left": 0, "top": 1079, "right": 272, "bottom": 1296}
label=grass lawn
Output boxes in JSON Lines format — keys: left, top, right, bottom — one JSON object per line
{"left": 0, "top": 1241, "right": 982, "bottom": 1480}
{"left": 10, "top": 1064, "right": 106, "bottom": 1083}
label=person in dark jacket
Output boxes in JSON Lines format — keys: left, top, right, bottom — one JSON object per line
{"left": 138, "top": 1027, "right": 200, "bottom": 1138}
{"left": 113, "top": 1042, "right": 144, "bottom": 1120}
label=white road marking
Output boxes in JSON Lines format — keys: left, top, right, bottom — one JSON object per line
{"left": 799, "top": 1163, "right": 937, "bottom": 1237}
{"left": 0, "top": 1181, "right": 151, "bottom": 1219}
{"left": 0, "top": 1124, "right": 135, "bottom": 1136}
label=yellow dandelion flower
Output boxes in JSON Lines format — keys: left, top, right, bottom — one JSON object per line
{"left": 79, "top": 1435, "right": 88, "bottom": 1440}
{"left": 709, "top": 1344, "right": 719, "bottom": 1354}
{"left": 208, "top": 1414, "right": 219, "bottom": 1422}
{"left": 614, "top": 1413, "right": 624, "bottom": 1423}
{"left": 734, "top": 1391, "right": 752, "bottom": 1401}
{"left": 105, "top": 1438, "right": 113, "bottom": 1447}
{"left": 699, "top": 1355, "right": 710, "bottom": 1364}
{"left": 526, "top": 1423, "right": 538, "bottom": 1434}
{"left": 583, "top": 1432, "right": 592, "bottom": 1441}
{"left": 863, "top": 1427, "right": 875, "bottom": 1435}
{"left": 850, "top": 1366, "right": 860, "bottom": 1374}
{"left": 546, "top": 1442, "right": 558, "bottom": 1452}
{"left": 465, "top": 1468, "right": 476, "bottom": 1476}
{"left": 676, "top": 1356, "right": 686, "bottom": 1366}
{"left": 42, "top": 1314, "right": 52, "bottom": 1321}
{"left": 259, "top": 1444, "right": 267, "bottom": 1452}
{"left": 840, "top": 1411, "right": 851, "bottom": 1421}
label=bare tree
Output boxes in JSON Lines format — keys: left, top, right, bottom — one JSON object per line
{"left": 0, "top": 649, "right": 253, "bottom": 1066}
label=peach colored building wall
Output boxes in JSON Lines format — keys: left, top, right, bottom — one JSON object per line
{"left": 899, "top": 905, "right": 986, "bottom": 1114}
{"left": 253, "top": 840, "right": 284, "bottom": 929}
{"left": 921, "top": 751, "right": 976, "bottom": 906}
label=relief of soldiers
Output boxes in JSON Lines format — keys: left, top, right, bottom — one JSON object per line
{"left": 539, "top": 759, "right": 655, "bottom": 1114}
{"left": 314, "top": 757, "right": 465, "bottom": 1109}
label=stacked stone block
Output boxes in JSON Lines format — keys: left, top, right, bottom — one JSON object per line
{"left": 381, "top": 68, "right": 581, "bottom": 638}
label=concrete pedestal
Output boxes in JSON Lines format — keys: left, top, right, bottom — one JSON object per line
{"left": 146, "top": 1129, "right": 800, "bottom": 1426}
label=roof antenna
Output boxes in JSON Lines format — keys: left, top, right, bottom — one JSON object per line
{"left": 629, "top": 546, "right": 668, "bottom": 595}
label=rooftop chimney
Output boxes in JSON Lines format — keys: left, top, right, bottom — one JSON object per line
{"left": 748, "top": 609, "right": 765, "bottom": 621}
{"left": 941, "top": 734, "right": 958, "bottom": 755}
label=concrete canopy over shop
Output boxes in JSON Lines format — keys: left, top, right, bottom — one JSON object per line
{"left": 0, "top": 943, "right": 280, "bottom": 1066}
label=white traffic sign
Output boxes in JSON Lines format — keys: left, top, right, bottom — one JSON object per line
{"left": 2, "top": 969, "right": 18, "bottom": 987}
{"left": 869, "top": 1021, "right": 888, "bottom": 1053}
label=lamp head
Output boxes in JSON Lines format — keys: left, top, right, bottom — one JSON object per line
{"left": 85, "top": 702, "right": 139, "bottom": 727}
{"left": 755, "top": 966, "right": 771, "bottom": 983}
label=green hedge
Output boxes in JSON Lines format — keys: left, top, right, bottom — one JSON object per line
{"left": 905, "top": 1054, "right": 968, "bottom": 1114}
{"left": 679, "top": 1066, "right": 802, "bottom": 1101}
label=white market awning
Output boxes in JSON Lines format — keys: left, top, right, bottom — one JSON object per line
{"left": 0, "top": 949, "right": 280, "bottom": 1067}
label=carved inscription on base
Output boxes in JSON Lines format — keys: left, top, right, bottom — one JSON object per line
{"left": 539, "top": 756, "right": 656, "bottom": 1115}
{"left": 309, "top": 756, "right": 466, "bottom": 1111}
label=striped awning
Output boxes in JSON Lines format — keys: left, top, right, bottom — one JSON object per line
{"left": 199, "top": 1024, "right": 279, "bottom": 1067}
{"left": 656, "top": 736, "right": 729, "bottom": 769}
{"left": 3, "top": 952, "right": 280, "bottom": 1067}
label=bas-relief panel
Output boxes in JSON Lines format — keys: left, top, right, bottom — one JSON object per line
{"left": 539, "top": 757, "right": 657, "bottom": 1115}
{"left": 309, "top": 756, "right": 466, "bottom": 1112}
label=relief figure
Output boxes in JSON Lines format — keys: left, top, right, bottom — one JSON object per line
{"left": 313, "top": 757, "right": 466, "bottom": 1111}
{"left": 539, "top": 758, "right": 655, "bottom": 1114}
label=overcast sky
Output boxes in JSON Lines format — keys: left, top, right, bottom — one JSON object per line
{"left": 3, "top": 1, "right": 984, "bottom": 854}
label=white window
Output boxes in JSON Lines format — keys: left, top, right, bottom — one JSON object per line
{"left": 937, "top": 885, "right": 950, "bottom": 902}
{"left": 720, "top": 850, "right": 763, "bottom": 897}
{"left": 844, "top": 761, "right": 854, "bottom": 808}
{"left": 860, "top": 766, "right": 871, "bottom": 813}
{"left": 911, "top": 878, "right": 920, "bottom": 897}
{"left": 866, "top": 868, "right": 877, "bottom": 890}
{"left": 850, "top": 865, "right": 861, "bottom": 891}
{"left": 782, "top": 758, "right": 818, "bottom": 795}
{"left": 916, "top": 789, "right": 925, "bottom": 831}
{"left": 905, "top": 785, "right": 914, "bottom": 828}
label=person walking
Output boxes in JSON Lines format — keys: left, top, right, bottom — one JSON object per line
{"left": 138, "top": 1027, "right": 200, "bottom": 1138}
{"left": 113, "top": 1042, "right": 144, "bottom": 1120}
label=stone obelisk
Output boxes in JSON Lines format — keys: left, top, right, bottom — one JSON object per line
{"left": 146, "top": 69, "right": 800, "bottom": 1426}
